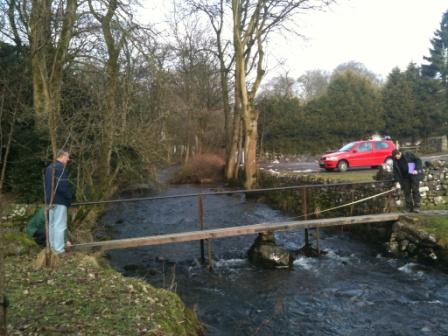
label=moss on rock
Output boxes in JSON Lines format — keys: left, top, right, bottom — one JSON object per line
{"left": 3, "top": 232, "right": 38, "bottom": 256}
{"left": 385, "top": 215, "right": 448, "bottom": 270}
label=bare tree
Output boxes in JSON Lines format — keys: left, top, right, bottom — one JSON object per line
{"left": 161, "top": 6, "right": 226, "bottom": 163}
{"left": 333, "top": 61, "right": 381, "bottom": 85}
{"left": 0, "top": 94, "right": 18, "bottom": 195}
{"left": 86, "top": 0, "right": 136, "bottom": 193}
{"left": 0, "top": 227, "right": 5, "bottom": 336}
{"left": 183, "top": 0, "right": 234, "bottom": 153}
{"left": 29, "top": 0, "right": 78, "bottom": 157}
{"left": 231, "top": 0, "right": 334, "bottom": 189}
{"left": 297, "top": 69, "right": 330, "bottom": 101}
{"left": 260, "top": 73, "right": 298, "bottom": 98}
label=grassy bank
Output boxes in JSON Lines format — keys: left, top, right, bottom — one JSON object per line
{"left": 419, "top": 215, "right": 448, "bottom": 248}
{"left": 298, "top": 169, "right": 377, "bottom": 182}
{"left": 5, "top": 253, "right": 203, "bottom": 335}
{"left": 1, "top": 199, "right": 204, "bottom": 336}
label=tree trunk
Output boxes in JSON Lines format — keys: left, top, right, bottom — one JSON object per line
{"left": 91, "top": 0, "right": 126, "bottom": 196}
{"left": 220, "top": 64, "right": 231, "bottom": 153}
{"left": 30, "top": 0, "right": 77, "bottom": 158}
{"left": 235, "top": 117, "right": 243, "bottom": 173}
{"left": 30, "top": 0, "right": 50, "bottom": 129}
{"left": 45, "top": 87, "right": 60, "bottom": 158}
{"left": 0, "top": 233, "right": 5, "bottom": 336}
{"left": 0, "top": 107, "right": 17, "bottom": 194}
{"left": 0, "top": 95, "right": 4, "bottom": 190}
{"left": 97, "top": 57, "right": 118, "bottom": 193}
{"left": 225, "top": 97, "right": 241, "bottom": 180}
{"left": 0, "top": 195, "right": 6, "bottom": 336}
{"left": 231, "top": 0, "right": 262, "bottom": 189}
{"left": 216, "top": 36, "right": 231, "bottom": 153}
{"left": 227, "top": 0, "right": 244, "bottom": 182}
{"left": 243, "top": 105, "right": 258, "bottom": 189}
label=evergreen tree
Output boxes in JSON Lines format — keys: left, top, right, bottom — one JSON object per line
{"left": 408, "top": 64, "right": 446, "bottom": 139}
{"left": 382, "top": 67, "right": 418, "bottom": 140}
{"left": 257, "top": 95, "right": 303, "bottom": 154}
{"left": 422, "top": 10, "right": 448, "bottom": 86}
{"left": 383, "top": 63, "right": 447, "bottom": 141}
{"left": 301, "top": 96, "right": 335, "bottom": 152}
{"left": 421, "top": 10, "right": 448, "bottom": 138}
{"left": 324, "top": 70, "right": 384, "bottom": 140}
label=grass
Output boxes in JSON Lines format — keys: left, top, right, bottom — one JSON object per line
{"left": 5, "top": 253, "right": 204, "bottom": 336}
{"left": 422, "top": 203, "right": 448, "bottom": 211}
{"left": 420, "top": 216, "right": 448, "bottom": 248}
{"left": 1, "top": 200, "right": 204, "bottom": 336}
{"left": 296, "top": 169, "right": 378, "bottom": 183}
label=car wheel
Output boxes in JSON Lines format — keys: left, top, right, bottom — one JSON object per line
{"left": 384, "top": 157, "right": 393, "bottom": 167}
{"left": 337, "top": 160, "right": 348, "bottom": 172}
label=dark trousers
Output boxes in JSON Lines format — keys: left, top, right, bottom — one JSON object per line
{"left": 400, "top": 176, "right": 421, "bottom": 210}
{"left": 33, "top": 229, "right": 46, "bottom": 247}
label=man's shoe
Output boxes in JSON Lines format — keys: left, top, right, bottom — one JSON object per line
{"left": 412, "top": 208, "right": 421, "bottom": 213}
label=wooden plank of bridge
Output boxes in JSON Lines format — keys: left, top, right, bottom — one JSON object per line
{"left": 71, "top": 213, "right": 401, "bottom": 253}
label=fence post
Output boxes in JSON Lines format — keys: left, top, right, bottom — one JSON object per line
{"left": 198, "top": 195, "right": 205, "bottom": 263}
{"left": 302, "top": 187, "right": 309, "bottom": 247}
{"left": 207, "top": 239, "right": 213, "bottom": 271}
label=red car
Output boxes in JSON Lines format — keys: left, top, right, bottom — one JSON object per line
{"left": 319, "top": 139, "right": 396, "bottom": 172}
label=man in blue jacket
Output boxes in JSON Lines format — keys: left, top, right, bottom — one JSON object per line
{"left": 44, "top": 150, "right": 72, "bottom": 254}
{"left": 392, "top": 149, "right": 423, "bottom": 213}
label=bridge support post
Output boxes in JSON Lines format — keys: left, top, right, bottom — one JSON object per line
{"left": 198, "top": 195, "right": 205, "bottom": 264}
{"left": 207, "top": 240, "right": 213, "bottom": 271}
{"left": 302, "top": 187, "right": 310, "bottom": 248}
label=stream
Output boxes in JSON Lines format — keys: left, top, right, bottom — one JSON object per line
{"left": 101, "top": 183, "right": 448, "bottom": 336}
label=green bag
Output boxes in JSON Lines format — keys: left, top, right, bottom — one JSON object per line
{"left": 25, "top": 208, "right": 45, "bottom": 238}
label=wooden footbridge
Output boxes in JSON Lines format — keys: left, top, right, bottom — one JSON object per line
{"left": 71, "top": 212, "right": 401, "bottom": 253}
{"left": 71, "top": 181, "right": 412, "bottom": 256}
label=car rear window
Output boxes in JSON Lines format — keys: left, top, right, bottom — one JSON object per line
{"left": 375, "top": 141, "right": 389, "bottom": 150}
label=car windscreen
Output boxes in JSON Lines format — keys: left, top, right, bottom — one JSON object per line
{"left": 339, "top": 143, "right": 355, "bottom": 152}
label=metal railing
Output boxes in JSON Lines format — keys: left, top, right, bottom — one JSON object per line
{"left": 72, "top": 180, "right": 394, "bottom": 207}
{"left": 71, "top": 179, "right": 395, "bottom": 264}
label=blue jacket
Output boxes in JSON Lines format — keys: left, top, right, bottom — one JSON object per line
{"left": 44, "top": 160, "right": 72, "bottom": 207}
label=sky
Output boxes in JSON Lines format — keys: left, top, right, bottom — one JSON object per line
{"left": 140, "top": 0, "right": 447, "bottom": 82}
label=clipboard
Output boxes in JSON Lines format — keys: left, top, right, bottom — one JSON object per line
{"left": 408, "top": 162, "right": 415, "bottom": 174}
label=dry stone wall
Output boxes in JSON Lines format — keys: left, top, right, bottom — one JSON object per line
{"left": 377, "top": 160, "right": 448, "bottom": 208}
{"left": 257, "top": 165, "right": 448, "bottom": 270}
{"left": 256, "top": 172, "right": 395, "bottom": 218}
{"left": 258, "top": 160, "right": 448, "bottom": 216}
{"left": 417, "top": 160, "right": 448, "bottom": 207}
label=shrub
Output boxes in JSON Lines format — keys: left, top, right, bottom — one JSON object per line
{"left": 171, "top": 153, "right": 225, "bottom": 184}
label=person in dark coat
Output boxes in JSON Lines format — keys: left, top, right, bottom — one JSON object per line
{"left": 392, "top": 149, "right": 423, "bottom": 212}
{"left": 44, "top": 150, "right": 72, "bottom": 253}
